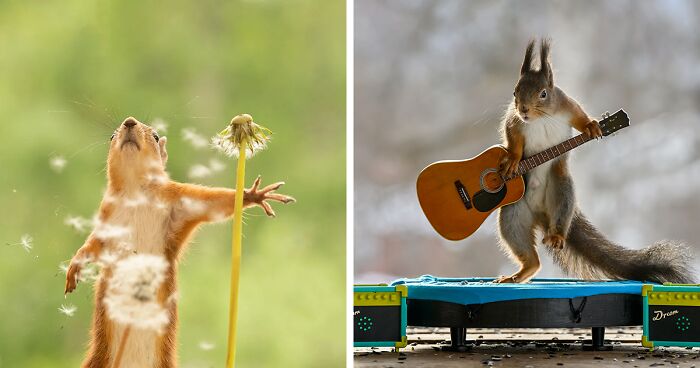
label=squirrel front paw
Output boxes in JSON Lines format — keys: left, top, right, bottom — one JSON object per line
{"left": 245, "top": 176, "right": 296, "bottom": 217}
{"left": 499, "top": 153, "right": 521, "bottom": 178}
{"left": 584, "top": 119, "right": 603, "bottom": 139}
{"left": 543, "top": 234, "right": 566, "bottom": 249}
{"left": 64, "top": 262, "right": 81, "bottom": 294}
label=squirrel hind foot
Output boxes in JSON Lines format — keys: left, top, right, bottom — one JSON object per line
{"left": 543, "top": 234, "right": 566, "bottom": 249}
{"left": 493, "top": 275, "right": 518, "bottom": 284}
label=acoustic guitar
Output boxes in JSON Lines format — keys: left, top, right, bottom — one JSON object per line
{"left": 416, "top": 109, "right": 630, "bottom": 241}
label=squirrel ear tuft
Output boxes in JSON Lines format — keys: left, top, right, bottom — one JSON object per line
{"left": 521, "top": 39, "right": 536, "bottom": 75}
{"left": 540, "top": 38, "right": 553, "bottom": 86}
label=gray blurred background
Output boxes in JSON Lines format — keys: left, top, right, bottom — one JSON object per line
{"left": 354, "top": 0, "right": 700, "bottom": 283}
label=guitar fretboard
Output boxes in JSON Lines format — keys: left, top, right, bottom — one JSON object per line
{"left": 505, "top": 133, "right": 593, "bottom": 180}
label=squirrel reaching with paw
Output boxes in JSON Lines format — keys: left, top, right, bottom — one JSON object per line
{"left": 495, "top": 38, "right": 694, "bottom": 284}
{"left": 64, "top": 117, "right": 294, "bottom": 368}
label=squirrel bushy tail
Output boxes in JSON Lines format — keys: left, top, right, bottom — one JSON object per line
{"left": 548, "top": 210, "right": 695, "bottom": 284}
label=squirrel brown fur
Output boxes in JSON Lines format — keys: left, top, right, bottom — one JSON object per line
{"left": 496, "top": 39, "right": 694, "bottom": 284}
{"left": 64, "top": 117, "right": 294, "bottom": 367}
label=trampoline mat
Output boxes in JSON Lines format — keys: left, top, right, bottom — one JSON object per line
{"left": 390, "top": 275, "right": 650, "bottom": 305}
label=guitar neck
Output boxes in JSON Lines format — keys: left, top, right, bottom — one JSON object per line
{"left": 507, "top": 133, "right": 593, "bottom": 180}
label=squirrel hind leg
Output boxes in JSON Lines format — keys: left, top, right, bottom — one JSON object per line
{"left": 497, "top": 204, "right": 541, "bottom": 283}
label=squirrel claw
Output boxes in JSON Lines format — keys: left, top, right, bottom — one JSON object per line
{"left": 499, "top": 155, "right": 520, "bottom": 178}
{"left": 494, "top": 275, "right": 517, "bottom": 284}
{"left": 584, "top": 119, "right": 603, "bottom": 139}
{"left": 246, "top": 177, "right": 295, "bottom": 217}
{"left": 543, "top": 234, "right": 566, "bottom": 249}
{"left": 64, "top": 263, "right": 80, "bottom": 294}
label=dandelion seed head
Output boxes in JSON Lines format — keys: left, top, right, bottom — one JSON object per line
{"left": 49, "top": 155, "right": 67, "bottom": 173}
{"left": 181, "top": 128, "right": 208, "bottom": 149}
{"left": 211, "top": 114, "right": 271, "bottom": 159}
{"left": 58, "top": 262, "right": 70, "bottom": 274}
{"left": 104, "top": 254, "right": 170, "bottom": 334}
{"left": 59, "top": 303, "right": 77, "bottom": 317}
{"left": 188, "top": 164, "right": 212, "bottom": 179}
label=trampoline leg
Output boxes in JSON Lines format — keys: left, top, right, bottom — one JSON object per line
{"left": 582, "top": 327, "right": 613, "bottom": 351}
{"left": 442, "top": 327, "right": 471, "bottom": 352}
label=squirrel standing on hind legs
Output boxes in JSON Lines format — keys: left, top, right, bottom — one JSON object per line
{"left": 495, "top": 38, "right": 694, "bottom": 284}
{"left": 64, "top": 117, "right": 294, "bottom": 368}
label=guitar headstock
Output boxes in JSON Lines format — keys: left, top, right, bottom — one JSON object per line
{"left": 599, "top": 109, "right": 630, "bottom": 136}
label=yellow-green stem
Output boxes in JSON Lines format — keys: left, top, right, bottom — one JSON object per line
{"left": 226, "top": 140, "right": 247, "bottom": 368}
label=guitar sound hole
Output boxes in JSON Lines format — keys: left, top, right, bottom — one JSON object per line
{"left": 473, "top": 185, "right": 507, "bottom": 212}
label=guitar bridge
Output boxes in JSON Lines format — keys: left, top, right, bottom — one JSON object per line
{"left": 454, "top": 180, "right": 472, "bottom": 210}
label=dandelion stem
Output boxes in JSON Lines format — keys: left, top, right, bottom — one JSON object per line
{"left": 112, "top": 326, "right": 131, "bottom": 368}
{"left": 226, "top": 138, "right": 247, "bottom": 368}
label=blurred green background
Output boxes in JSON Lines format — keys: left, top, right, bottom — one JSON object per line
{"left": 0, "top": 1, "right": 345, "bottom": 367}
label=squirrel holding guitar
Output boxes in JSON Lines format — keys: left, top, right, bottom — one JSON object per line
{"left": 417, "top": 38, "right": 694, "bottom": 284}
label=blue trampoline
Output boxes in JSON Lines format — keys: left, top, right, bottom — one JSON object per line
{"left": 390, "top": 275, "right": 652, "bottom": 351}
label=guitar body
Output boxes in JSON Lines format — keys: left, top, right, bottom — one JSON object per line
{"left": 416, "top": 145, "right": 525, "bottom": 241}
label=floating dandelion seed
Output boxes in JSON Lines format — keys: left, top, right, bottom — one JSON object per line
{"left": 94, "top": 223, "right": 131, "bottom": 241}
{"left": 20, "top": 234, "right": 33, "bottom": 252}
{"left": 188, "top": 164, "right": 212, "bottom": 179}
{"left": 181, "top": 197, "right": 206, "bottom": 214}
{"left": 58, "top": 304, "right": 77, "bottom": 317}
{"left": 211, "top": 114, "right": 271, "bottom": 158}
{"left": 64, "top": 215, "right": 91, "bottom": 233}
{"left": 181, "top": 128, "right": 209, "bottom": 149}
{"left": 103, "top": 254, "right": 170, "bottom": 333}
{"left": 10, "top": 234, "right": 34, "bottom": 252}
{"left": 209, "top": 158, "right": 226, "bottom": 172}
{"left": 97, "top": 250, "right": 119, "bottom": 267}
{"left": 49, "top": 155, "right": 67, "bottom": 173}
{"left": 123, "top": 193, "right": 148, "bottom": 207}
{"left": 151, "top": 118, "right": 168, "bottom": 133}
{"left": 199, "top": 341, "right": 215, "bottom": 351}
{"left": 58, "top": 262, "right": 70, "bottom": 275}
{"left": 78, "top": 264, "right": 100, "bottom": 284}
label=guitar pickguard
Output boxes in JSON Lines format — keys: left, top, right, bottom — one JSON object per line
{"left": 473, "top": 185, "right": 507, "bottom": 212}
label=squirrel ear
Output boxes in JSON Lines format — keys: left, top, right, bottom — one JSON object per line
{"left": 521, "top": 39, "right": 536, "bottom": 75}
{"left": 158, "top": 136, "right": 168, "bottom": 165}
{"left": 540, "top": 38, "right": 553, "bottom": 87}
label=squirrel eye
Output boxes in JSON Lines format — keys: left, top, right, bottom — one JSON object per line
{"left": 110, "top": 133, "right": 115, "bottom": 141}
{"left": 540, "top": 90, "right": 547, "bottom": 99}
{"left": 152, "top": 132, "right": 160, "bottom": 142}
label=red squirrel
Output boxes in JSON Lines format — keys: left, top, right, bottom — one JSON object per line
{"left": 495, "top": 39, "right": 693, "bottom": 284}
{"left": 64, "top": 117, "right": 294, "bottom": 367}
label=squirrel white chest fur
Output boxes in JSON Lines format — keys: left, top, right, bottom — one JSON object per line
{"left": 520, "top": 112, "right": 572, "bottom": 206}
{"left": 102, "top": 189, "right": 172, "bottom": 367}
{"left": 103, "top": 190, "right": 171, "bottom": 255}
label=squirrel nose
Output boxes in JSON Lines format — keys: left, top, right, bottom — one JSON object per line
{"left": 123, "top": 118, "right": 137, "bottom": 128}
{"left": 520, "top": 107, "right": 529, "bottom": 114}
